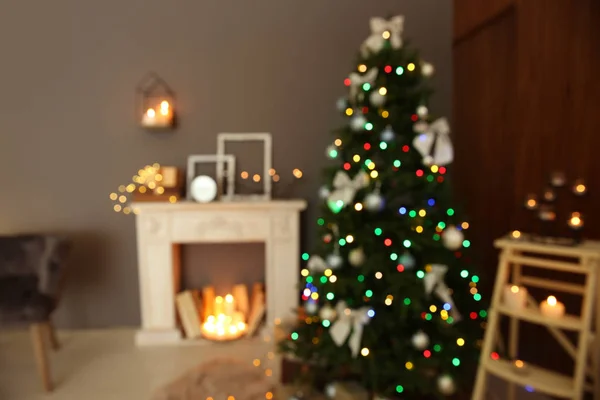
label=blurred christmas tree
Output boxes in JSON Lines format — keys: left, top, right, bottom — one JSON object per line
{"left": 279, "top": 15, "right": 485, "bottom": 399}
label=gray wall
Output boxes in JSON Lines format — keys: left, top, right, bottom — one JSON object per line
{"left": 0, "top": 0, "right": 451, "bottom": 328}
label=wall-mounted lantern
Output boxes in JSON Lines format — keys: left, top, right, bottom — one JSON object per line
{"left": 137, "top": 72, "right": 176, "bottom": 130}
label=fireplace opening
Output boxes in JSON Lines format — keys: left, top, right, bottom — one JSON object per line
{"left": 175, "top": 243, "right": 266, "bottom": 342}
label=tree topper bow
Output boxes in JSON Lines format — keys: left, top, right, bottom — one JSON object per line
{"left": 329, "top": 301, "right": 371, "bottom": 357}
{"left": 327, "top": 170, "right": 370, "bottom": 210}
{"left": 423, "top": 264, "right": 462, "bottom": 321}
{"left": 412, "top": 117, "right": 454, "bottom": 166}
{"left": 361, "top": 15, "right": 404, "bottom": 56}
{"left": 348, "top": 68, "right": 378, "bottom": 101}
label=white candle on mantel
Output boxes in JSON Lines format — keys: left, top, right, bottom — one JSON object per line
{"left": 224, "top": 294, "right": 235, "bottom": 315}
{"left": 141, "top": 108, "right": 157, "bottom": 127}
{"left": 540, "top": 296, "right": 565, "bottom": 318}
{"left": 503, "top": 285, "right": 528, "bottom": 310}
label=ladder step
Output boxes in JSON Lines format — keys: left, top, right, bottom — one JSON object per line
{"left": 496, "top": 304, "right": 584, "bottom": 331}
{"left": 485, "top": 359, "right": 575, "bottom": 398}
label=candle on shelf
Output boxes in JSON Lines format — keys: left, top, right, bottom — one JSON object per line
{"left": 512, "top": 359, "right": 529, "bottom": 374}
{"left": 503, "top": 285, "right": 528, "bottom": 310}
{"left": 511, "top": 230, "right": 522, "bottom": 239}
{"left": 224, "top": 294, "right": 235, "bottom": 315}
{"left": 141, "top": 108, "right": 157, "bottom": 127}
{"left": 201, "top": 312, "right": 247, "bottom": 341}
{"left": 214, "top": 296, "right": 225, "bottom": 315}
{"left": 572, "top": 179, "right": 587, "bottom": 196}
{"left": 568, "top": 212, "right": 584, "bottom": 230}
{"left": 540, "top": 296, "right": 565, "bottom": 318}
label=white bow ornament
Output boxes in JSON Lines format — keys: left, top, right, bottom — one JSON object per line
{"left": 412, "top": 118, "right": 454, "bottom": 166}
{"left": 348, "top": 68, "right": 379, "bottom": 101}
{"left": 423, "top": 264, "right": 462, "bottom": 321}
{"left": 361, "top": 15, "right": 404, "bottom": 56}
{"left": 329, "top": 301, "right": 371, "bottom": 357}
{"left": 327, "top": 171, "right": 369, "bottom": 210}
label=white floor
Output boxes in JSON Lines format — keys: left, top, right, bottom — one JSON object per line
{"left": 0, "top": 329, "right": 550, "bottom": 400}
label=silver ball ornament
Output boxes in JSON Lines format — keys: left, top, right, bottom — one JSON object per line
{"left": 380, "top": 126, "right": 395, "bottom": 142}
{"left": 411, "top": 330, "right": 430, "bottom": 350}
{"left": 305, "top": 300, "right": 318, "bottom": 315}
{"left": 319, "top": 304, "right": 337, "bottom": 321}
{"left": 416, "top": 105, "right": 429, "bottom": 117}
{"left": 398, "top": 252, "right": 416, "bottom": 269}
{"left": 369, "top": 90, "right": 386, "bottom": 107}
{"left": 437, "top": 375, "right": 456, "bottom": 395}
{"left": 364, "top": 193, "right": 384, "bottom": 211}
{"left": 422, "top": 62, "right": 435, "bottom": 77}
{"left": 350, "top": 114, "right": 367, "bottom": 131}
{"left": 348, "top": 247, "right": 366, "bottom": 267}
{"left": 442, "top": 226, "right": 465, "bottom": 250}
{"left": 326, "top": 253, "right": 344, "bottom": 269}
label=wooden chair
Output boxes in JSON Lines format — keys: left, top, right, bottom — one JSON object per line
{"left": 0, "top": 234, "right": 71, "bottom": 392}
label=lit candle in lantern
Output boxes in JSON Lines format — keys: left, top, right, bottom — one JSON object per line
{"left": 224, "top": 294, "right": 235, "bottom": 315}
{"left": 141, "top": 108, "right": 156, "bottom": 127}
{"left": 524, "top": 194, "right": 538, "bottom": 210}
{"left": 503, "top": 285, "right": 528, "bottom": 310}
{"left": 540, "top": 296, "right": 565, "bottom": 318}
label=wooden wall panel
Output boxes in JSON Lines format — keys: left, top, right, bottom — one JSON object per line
{"left": 453, "top": 10, "right": 517, "bottom": 281}
{"left": 454, "top": 0, "right": 600, "bottom": 380}
{"left": 453, "top": 0, "right": 514, "bottom": 41}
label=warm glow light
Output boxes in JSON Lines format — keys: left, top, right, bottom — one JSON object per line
{"left": 273, "top": 174, "right": 280, "bottom": 182}
{"left": 225, "top": 294, "right": 233, "bottom": 304}
{"left": 293, "top": 168, "right": 303, "bottom": 178}
{"left": 354, "top": 203, "right": 363, "bottom": 211}
{"left": 253, "top": 174, "right": 261, "bottom": 182}
{"left": 375, "top": 271, "right": 383, "bottom": 279}
{"left": 378, "top": 87, "right": 387, "bottom": 95}
{"left": 382, "top": 31, "right": 391, "bottom": 39}
{"left": 457, "top": 338, "right": 465, "bottom": 346}
{"left": 146, "top": 108, "right": 156, "bottom": 118}
{"left": 381, "top": 110, "right": 389, "bottom": 118}
{"left": 241, "top": 171, "right": 249, "bottom": 179}
{"left": 407, "top": 63, "right": 415, "bottom": 71}
{"left": 109, "top": 192, "right": 118, "bottom": 200}
{"left": 358, "top": 64, "right": 367, "bottom": 72}
{"left": 334, "top": 138, "right": 342, "bottom": 146}
{"left": 346, "top": 235, "right": 354, "bottom": 243}
{"left": 461, "top": 222, "right": 469, "bottom": 230}
{"left": 268, "top": 168, "right": 276, "bottom": 176}
{"left": 514, "top": 360, "right": 525, "bottom": 368}
{"left": 511, "top": 230, "right": 521, "bottom": 239}
{"left": 169, "top": 195, "right": 177, "bottom": 203}
{"left": 511, "top": 285, "right": 520, "bottom": 294}
{"left": 353, "top": 154, "right": 361, "bottom": 162}
{"left": 361, "top": 347, "right": 370, "bottom": 356}
{"left": 370, "top": 170, "right": 378, "bottom": 179}
{"left": 547, "top": 296, "right": 557, "bottom": 306}
{"left": 575, "top": 184, "right": 586, "bottom": 194}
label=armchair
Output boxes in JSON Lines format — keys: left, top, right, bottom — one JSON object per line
{"left": 0, "top": 234, "right": 71, "bottom": 392}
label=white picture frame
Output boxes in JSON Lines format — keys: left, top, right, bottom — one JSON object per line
{"left": 216, "top": 132, "right": 273, "bottom": 201}
{"left": 186, "top": 154, "right": 236, "bottom": 201}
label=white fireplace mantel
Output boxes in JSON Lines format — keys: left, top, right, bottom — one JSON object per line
{"left": 132, "top": 199, "right": 307, "bottom": 346}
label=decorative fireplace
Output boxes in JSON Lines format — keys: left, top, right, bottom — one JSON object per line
{"left": 132, "top": 200, "right": 306, "bottom": 346}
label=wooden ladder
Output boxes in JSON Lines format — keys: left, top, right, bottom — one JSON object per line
{"left": 472, "top": 235, "right": 600, "bottom": 400}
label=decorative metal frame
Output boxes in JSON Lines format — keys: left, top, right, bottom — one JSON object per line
{"left": 216, "top": 133, "right": 273, "bottom": 201}
{"left": 136, "top": 72, "right": 177, "bottom": 130}
{"left": 186, "top": 154, "right": 236, "bottom": 201}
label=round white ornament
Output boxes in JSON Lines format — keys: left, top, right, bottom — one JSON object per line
{"left": 319, "top": 304, "right": 337, "bottom": 321}
{"left": 326, "top": 144, "right": 338, "bottom": 159}
{"left": 423, "top": 155, "right": 434, "bottom": 166}
{"left": 305, "top": 300, "right": 318, "bottom": 315}
{"left": 411, "top": 330, "right": 430, "bottom": 350}
{"left": 437, "top": 375, "right": 456, "bottom": 395}
{"left": 319, "top": 186, "right": 331, "bottom": 199}
{"left": 364, "top": 192, "right": 384, "bottom": 211}
{"left": 422, "top": 62, "right": 435, "bottom": 77}
{"left": 348, "top": 247, "right": 366, "bottom": 267}
{"left": 369, "top": 90, "right": 386, "bottom": 107}
{"left": 380, "top": 126, "right": 395, "bottom": 142}
{"left": 190, "top": 175, "right": 218, "bottom": 203}
{"left": 326, "top": 253, "right": 344, "bottom": 269}
{"left": 324, "top": 383, "right": 336, "bottom": 398}
{"left": 416, "top": 105, "right": 429, "bottom": 117}
{"left": 350, "top": 114, "right": 367, "bottom": 131}
{"left": 443, "top": 226, "right": 465, "bottom": 250}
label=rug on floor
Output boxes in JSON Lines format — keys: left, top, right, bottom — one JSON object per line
{"left": 151, "top": 357, "right": 275, "bottom": 400}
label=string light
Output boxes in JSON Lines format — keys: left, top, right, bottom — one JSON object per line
{"left": 361, "top": 347, "right": 370, "bottom": 356}
{"left": 358, "top": 64, "right": 367, "bottom": 72}
{"left": 407, "top": 63, "right": 416, "bottom": 71}
{"left": 334, "top": 138, "right": 342, "bottom": 146}
{"left": 355, "top": 203, "right": 363, "bottom": 211}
